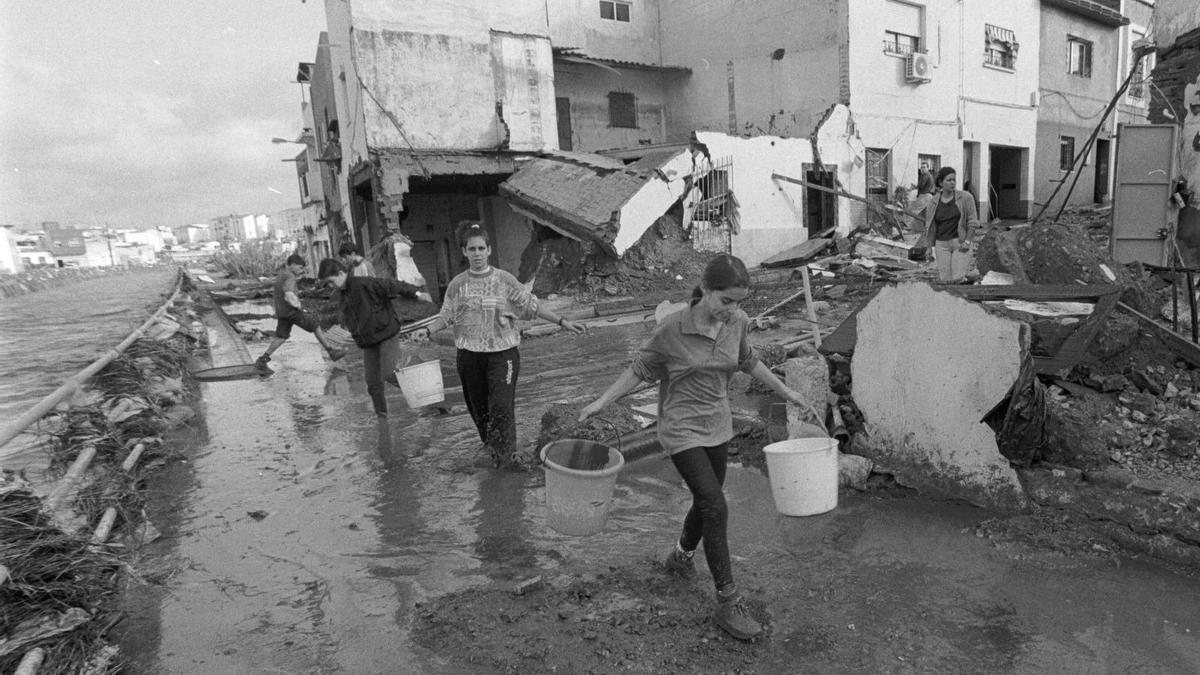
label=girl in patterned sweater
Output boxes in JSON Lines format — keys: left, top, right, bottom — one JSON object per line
{"left": 424, "top": 222, "right": 586, "bottom": 468}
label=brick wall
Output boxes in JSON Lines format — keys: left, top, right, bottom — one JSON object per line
{"left": 1149, "top": 27, "right": 1200, "bottom": 125}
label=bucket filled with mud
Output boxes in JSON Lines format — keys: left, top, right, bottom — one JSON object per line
{"left": 540, "top": 439, "right": 624, "bottom": 536}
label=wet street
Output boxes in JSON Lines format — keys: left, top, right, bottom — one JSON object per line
{"left": 118, "top": 300, "right": 1200, "bottom": 673}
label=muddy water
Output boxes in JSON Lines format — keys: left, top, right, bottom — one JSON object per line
{"left": 120, "top": 308, "right": 1200, "bottom": 673}
{"left": 0, "top": 268, "right": 177, "bottom": 467}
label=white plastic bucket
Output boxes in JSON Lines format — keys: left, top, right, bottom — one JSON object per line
{"left": 541, "top": 440, "right": 624, "bottom": 536}
{"left": 394, "top": 359, "right": 444, "bottom": 408}
{"left": 762, "top": 437, "right": 838, "bottom": 516}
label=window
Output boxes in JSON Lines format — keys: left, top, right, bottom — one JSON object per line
{"left": 1059, "top": 136, "right": 1075, "bottom": 171}
{"left": 599, "top": 0, "right": 630, "bottom": 22}
{"left": 1067, "top": 37, "right": 1093, "bottom": 77}
{"left": 884, "top": 31, "right": 920, "bottom": 56}
{"left": 984, "top": 24, "right": 1018, "bottom": 69}
{"left": 608, "top": 91, "right": 636, "bottom": 128}
{"left": 882, "top": 0, "right": 923, "bottom": 55}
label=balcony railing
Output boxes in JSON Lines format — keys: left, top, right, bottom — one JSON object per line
{"left": 883, "top": 39, "right": 917, "bottom": 56}
{"left": 984, "top": 50, "right": 1016, "bottom": 69}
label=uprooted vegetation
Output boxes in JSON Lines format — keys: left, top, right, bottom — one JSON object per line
{"left": 1, "top": 331, "right": 199, "bottom": 674}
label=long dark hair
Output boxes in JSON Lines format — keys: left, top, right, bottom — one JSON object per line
{"left": 456, "top": 221, "right": 489, "bottom": 248}
{"left": 691, "top": 253, "right": 750, "bottom": 305}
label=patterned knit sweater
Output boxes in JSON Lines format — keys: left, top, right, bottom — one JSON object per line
{"left": 438, "top": 267, "right": 539, "bottom": 352}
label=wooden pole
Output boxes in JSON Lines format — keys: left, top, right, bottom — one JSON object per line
{"left": 801, "top": 266, "right": 821, "bottom": 348}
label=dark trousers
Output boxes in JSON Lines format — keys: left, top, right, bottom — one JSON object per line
{"left": 670, "top": 443, "right": 733, "bottom": 591}
{"left": 457, "top": 347, "right": 520, "bottom": 458}
{"left": 364, "top": 335, "right": 401, "bottom": 416}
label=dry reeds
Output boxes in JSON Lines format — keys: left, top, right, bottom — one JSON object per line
{"left": 0, "top": 330, "right": 197, "bottom": 673}
{"left": 209, "top": 241, "right": 284, "bottom": 279}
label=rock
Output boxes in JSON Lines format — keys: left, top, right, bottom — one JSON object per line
{"left": 1165, "top": 422, "right": 1198, "bottom": 458}
{"left": 1123, "top": 392, "right": 1158, "bottom": 417}
{"left": 1127, "top": 369, "right": 1165, "bottom": 396}
{"left": 1131, "top": 410, "right": 1149, "bottom": 423}
{"left": 1085, "top": 373, "right": 1129, "bottom": 392}
{"left": 838, "top": 452, "right": 873, "bottom": 490}
{"left": 1163, "top": 382, "right": 1180, "bottom": 399}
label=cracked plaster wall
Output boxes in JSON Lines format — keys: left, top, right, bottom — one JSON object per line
{"left": 851, "top": 283, "right": 1030, "bottom": 511}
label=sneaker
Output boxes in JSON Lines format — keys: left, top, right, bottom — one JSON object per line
{"left": 327, "top": 347, "right": 348, "bottom": 362}
{"left": 714, "top": 591, "right": 762, "bottom": 641}
{"left": 664, "top": 545, "right": 695, "bottom": 578}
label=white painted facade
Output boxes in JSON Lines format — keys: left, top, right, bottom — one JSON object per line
{"left": 0, "top": 226, "right": 23, "bottom": 273}
{"left": 849, "top": 0, "right": 1040, "bottom": 220}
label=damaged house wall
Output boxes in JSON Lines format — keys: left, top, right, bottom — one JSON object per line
{"left": 347, "top": 6, "right": 557, "bottom": 152}
{"left": 1149, "top": 1, "right": 1200, "bottom": 267}
{"left": 693, "top": 132, "right": 817, "bottom": 267}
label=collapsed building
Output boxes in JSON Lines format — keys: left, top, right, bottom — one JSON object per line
{"left": 299, "top": 0, "right": 1149, "bottom": 299}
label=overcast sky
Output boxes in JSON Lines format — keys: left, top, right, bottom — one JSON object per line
{"left": 0, "top": 1, "right": 328, "bottom": 230}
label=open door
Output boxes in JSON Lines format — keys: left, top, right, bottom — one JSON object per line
{"left": 1111, "top": 124, "right": 1178, "bottom": 265}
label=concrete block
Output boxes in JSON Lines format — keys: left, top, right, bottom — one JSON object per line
{"left": 838, "top": 452, "right": 873, "bottom": 490}
{"left": 851, "top": 283, "right": 1030, "bottom": 511}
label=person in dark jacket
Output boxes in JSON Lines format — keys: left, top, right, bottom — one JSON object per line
{"left": 317, "top": 258, "right": 432, "bottom": 417}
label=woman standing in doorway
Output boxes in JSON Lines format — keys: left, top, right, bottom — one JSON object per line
{"left": 424, "top": 222, "right": 586, "bottom": 468}
{"left": 578, "top": 253, "right": 808, "bottom": 641}
{"left": 923, "top": 166, "right": 979, "bottom": 282}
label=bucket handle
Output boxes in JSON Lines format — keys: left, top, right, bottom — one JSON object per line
{"left": 790, "top": 398, "right": 829, "bottom": 437}
{"left": 590, "top": 416, "right": 624, "bottom": 457}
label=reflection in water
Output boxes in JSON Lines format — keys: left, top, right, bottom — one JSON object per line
{"left": 370, "top": 419, "right": 424, "bottom": 569}
{"left": 473, "top": 470, "right": 540, "bottom": 581}
{"left": 289, "top": 401, "right": 325, "bottom": 445}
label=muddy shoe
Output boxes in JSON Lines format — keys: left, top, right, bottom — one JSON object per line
{"left": 714, "top": 591, "right": 762, "bottom": 641}
{"left": 327, "top": 347, "right": 348, "bottom": 362}
{"left": 664, "top": 544, "right": 696, "bottom": 578}
{"left": 254, "top": 354, "right": 272, "bottom": 371}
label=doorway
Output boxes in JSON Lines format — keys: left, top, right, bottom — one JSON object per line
{"left": 556, "top": 98, "right": 573, "bottom": 151}
{"left": 1093, "top": 138, "right": 1110, "bottom": 204}
{"left": 802, "top": 165, "right": 836, "bottom": 236}
{"left": 987, "top": 145, "right": 1028, "bottom": 220}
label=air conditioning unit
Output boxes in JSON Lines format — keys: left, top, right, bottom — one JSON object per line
{"left": 905, "top": 52, "right": 932, "bottom": 83}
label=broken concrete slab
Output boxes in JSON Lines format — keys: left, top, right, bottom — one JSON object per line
{"left": 850, "top": 283, "right": 1030, "bottom": 511}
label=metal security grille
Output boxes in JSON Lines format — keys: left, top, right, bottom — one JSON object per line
{"left": 689, "top": 155, "right": 736, "bottom": 253}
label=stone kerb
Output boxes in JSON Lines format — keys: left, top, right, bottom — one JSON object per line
{"left": 851, "top": 282, "right": 1030, "bottom": 511}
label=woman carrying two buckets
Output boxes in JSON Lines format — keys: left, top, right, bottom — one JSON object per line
{"left": 423, "top": 222, "right": 587, "bottom": 469}
{"left": 580, "top": 253, "right": 809, "bottom": 641}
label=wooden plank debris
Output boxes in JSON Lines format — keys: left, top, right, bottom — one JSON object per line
{"left": 760, "top": 238, "right": 832, "bottom": 268}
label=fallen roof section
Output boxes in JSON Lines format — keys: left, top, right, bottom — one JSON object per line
{"left": 499, "top": 150, "right": 691, "bottom": 257}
